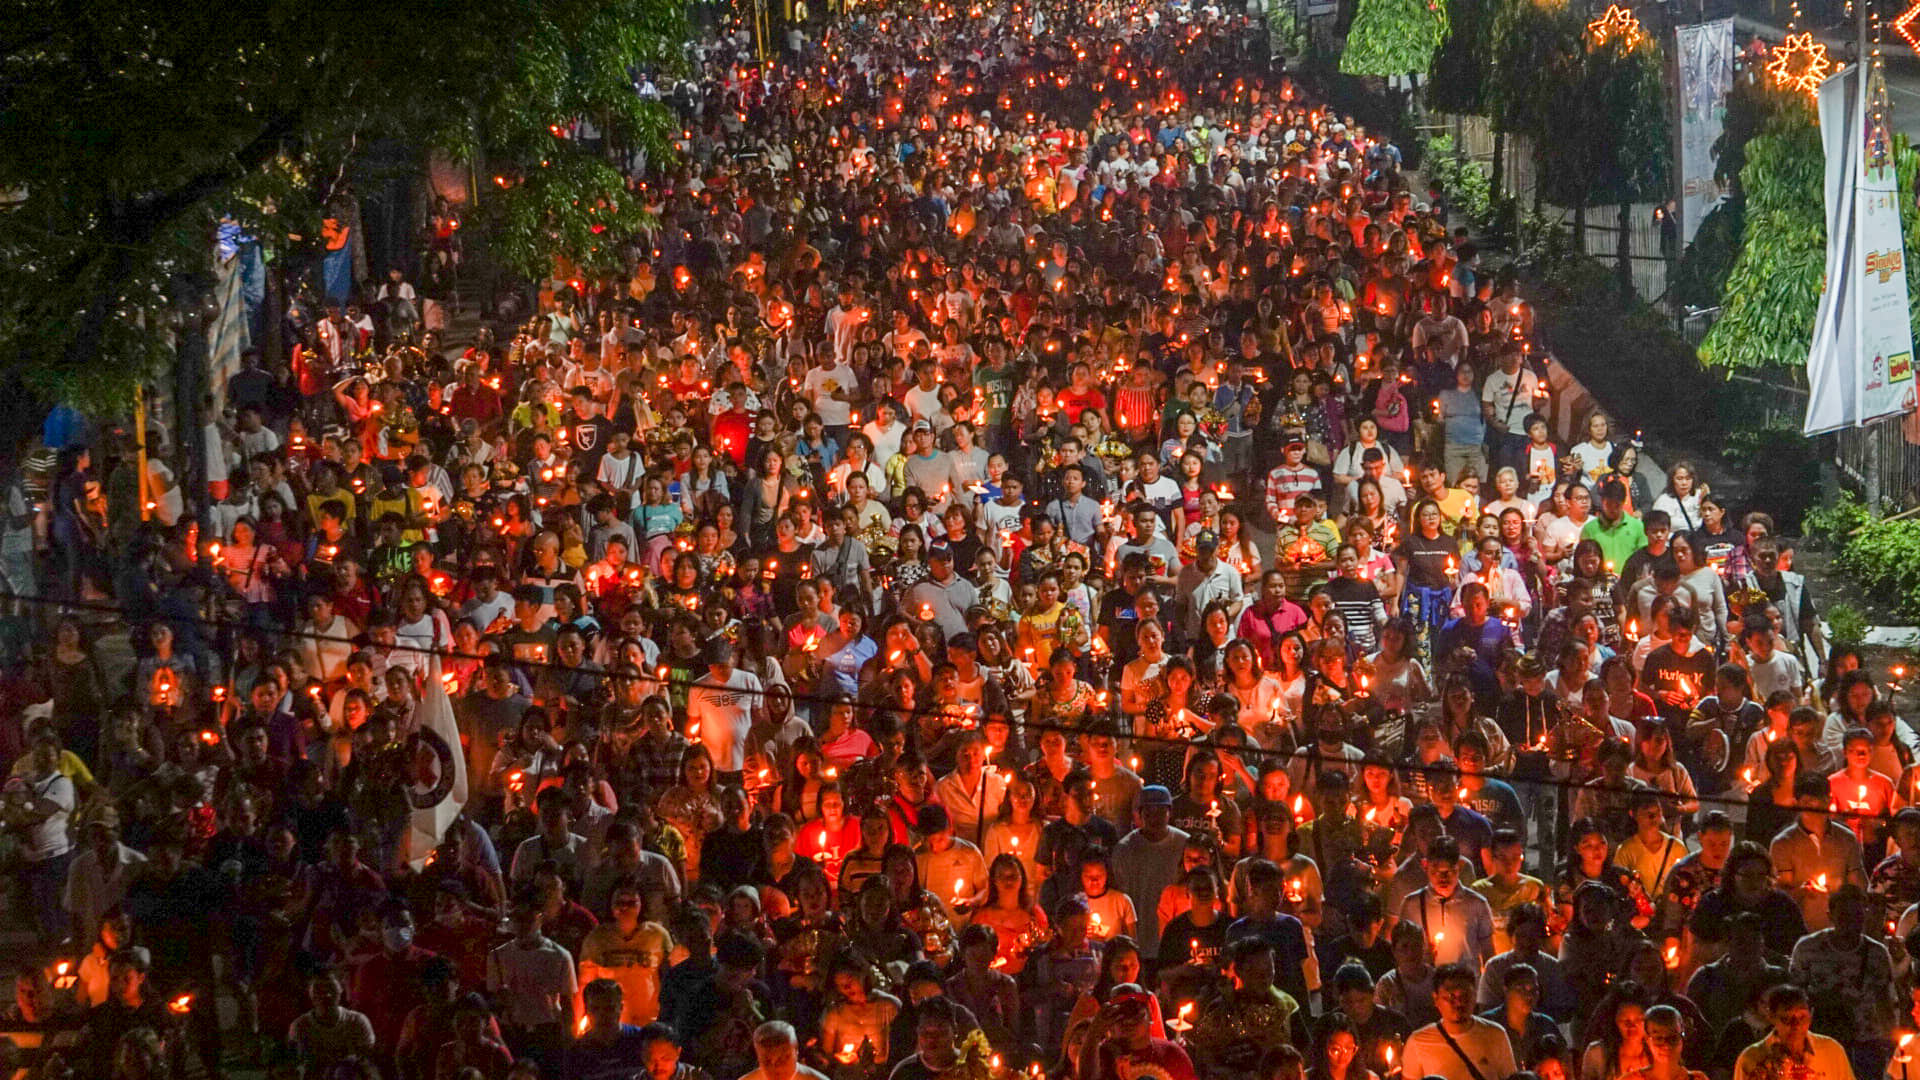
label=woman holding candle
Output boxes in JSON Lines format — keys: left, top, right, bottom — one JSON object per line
{"left": 970, "top": 854, "right": 1049, "bottom": 977}
{"left": 983, "top": 778, "right": 1046, "bottom": 886}
{"left": 1119, "top": 619, "right": 1172, "bottom": 723}
{"left": 1554, "top": 819, "right": 1649, "bottom": 938}
{"left": 1356, "top": 762, "right": 1413, "bottom": 847}
{"left": 820, "top": 957, "right": 902, "bottom": 1069}
{"left": 657, "top": 744, "right": 726, "bottom": 885}
{"left": 885, "top": 844, "right": 958, "bottom": 967}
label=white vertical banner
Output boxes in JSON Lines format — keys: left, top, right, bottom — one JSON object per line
{"left": 1675, "top": 19, "right": 1735, "bottom": 244}
{"left": 1805, "top": 64, "right": 1861, "bottom": 436}
{"left": 1853, "top": 60, "right": 1916, "bottom": 425}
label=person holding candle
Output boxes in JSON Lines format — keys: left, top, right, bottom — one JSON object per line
{"left": 1398, "top": 834, "right": 1497, "bottom": 972}
{"left": 1829, "top": 728, "right": 1899, "bottom": 861}
{"left": 1641, "top": 604, "right": 1716, "bottom": 728}
{"left": 1191, "top": 937, "right": 1302, "bottom": 1079}
{"left": 1731, "top": 984, "right": 1856, "bottom": 1080}
{"left": 912, "top": 805, "right": 989, "bottom": 925}
{"left": 1770, "top": 776, "right": 1868, "bottom": 932}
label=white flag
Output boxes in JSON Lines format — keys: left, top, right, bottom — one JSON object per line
{"left": 400, "top": 647, "right": 468, "bottom": 870}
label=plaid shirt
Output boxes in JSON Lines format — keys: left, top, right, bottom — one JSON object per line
{"left": 628, "top": 729, "right": 689, "bottom": 800}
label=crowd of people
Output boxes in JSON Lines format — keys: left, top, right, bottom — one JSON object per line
{"left": 0, "top": 1, "right": 1895, "bottom": 1079}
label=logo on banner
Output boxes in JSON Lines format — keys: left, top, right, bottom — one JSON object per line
{"left": 1867, "top": 248, "right": 1905, "bottom": 283}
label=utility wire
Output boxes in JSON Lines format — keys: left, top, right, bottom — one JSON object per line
{"left": 3, "top": 587, "right": 1898, "bottom": 823}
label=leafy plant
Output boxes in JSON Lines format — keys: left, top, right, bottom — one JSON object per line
{"left": 1834, "top": 518, "right": 1920, "bottom": 621}
{"left": 1341, "top": 0, "right": 1450, "bottom": 76}
{"left": 0, "top": 0, "right": 687, "bottom": 414}
{"left": 1421, "top": 133, "right": 1494, "bottom": 227}
{"left": 1428, "top": 0, "right": 1496, "bottom": 115}
{"left": 1802, "top": 491, "right": 1872, "bottom": 549}
{"left": 1700, "top": 103, "right": 1920, "bottom": 370}
{"left": 1825, "top": 602, "right": 1870, "bottom": 647}
{"left": 1671, "top": 198, "right": 1745, "bottom": 310}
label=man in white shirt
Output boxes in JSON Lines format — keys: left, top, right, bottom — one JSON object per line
{"left": 63, "top": 811, "right": 145, "bottom": 947}
{"left": 1481, "top": 343, "right": 1546, "bottom": 471}
{"left": 686, "top": 639, "right": 763, "bottom": 782}
{"left": 300, "top": 593, "right": 360, "bottom": 684}
{"left": 1742, "top": 623, "right": 1809, "bottom": 704}
{"left": 1401, "top": 963, "right": 1519, "bottom": 1080}
{"left": 14, "top": 734, "right": 77, "bottom": 940}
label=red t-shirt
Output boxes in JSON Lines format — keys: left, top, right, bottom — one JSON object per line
{"left": 1057, "top": 387, "right": 1108, "bottom": 424}
{"left": 1098, "top": 1038, "right": 1197, "bottom": 1080}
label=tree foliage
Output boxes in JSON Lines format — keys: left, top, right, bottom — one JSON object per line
{"left": 1699, "top": 103, "right": 1920, "bottom": 370}
{"left": 1340, "top": 0, "right": 1449, "bottom": 77}
{"left": 1426, "top": 0, "right": 1495, "bottom": 115}
{"left": 1527, "top": 21, "right": 1670, "bottom": 213}
{"left": 0, "top": 0, "right": 685, "bottom": 415}
{"left": 1487, "top": 0, "right": 1580, "bottom": 150}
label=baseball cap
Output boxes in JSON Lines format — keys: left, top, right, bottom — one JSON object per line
{"left": 1194, "top": 529, "right": 1219, "bottom": 553}
{"left": 911, "top": 418, "right": 933, "bottom": 432}
{"left": 1140, "top": 785, "right": 1174, "bottom": 807}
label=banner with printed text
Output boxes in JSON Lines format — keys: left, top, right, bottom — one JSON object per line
{"left": 1853, "top": 59, "right": 1916, "bottom": 425}
{"left": 1805, "top": 63, "right": 1918, "bottom": 434}
{"left": 1675, "top": 19, "right": 1734, "bottom": 245}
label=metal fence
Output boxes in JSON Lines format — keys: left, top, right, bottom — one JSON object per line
{"left": 1726, "top": 368, "right": 1920, "bottom": 509}
{"left": 1836, "top": 416, "right": 1920, "bottom": 508}
{"left": 1431, "top": 114, "right": 1671, "bottom": 303}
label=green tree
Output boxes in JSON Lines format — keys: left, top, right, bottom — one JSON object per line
{"left": 1488, "top": 0, "right": 1581, "bottom": 215}
{"left": 0, "top": 0, "right": 685, "bottom": 415}
{"left": 1697, "top": 106, "right": 1828, "bottom": 370}
{"left": 1340, "top": 0, "right": 1449, "bottom": 77}
{"left": 1528, "top": 16, "right": 1670, "bottom": 290}
{"left": 1426, "top": 0, "right": 1500, "bottom": 215}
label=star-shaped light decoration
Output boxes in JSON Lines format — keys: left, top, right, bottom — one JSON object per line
{"left": 1766, "top": 31, "right": 1834, "bottom": 96}
{"left": 1587, "top": 4, "right": 1645, "bottom": 50}
{"left": 1894, "top": 0, "right": 1920, "bottom": 56}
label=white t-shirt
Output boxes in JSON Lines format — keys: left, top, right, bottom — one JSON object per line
{"left": 21, "top": 771, "right": 74, "bottom": 861}
{"left": 903, "top": 385, "right": 948, "bottom": 430}
{"left": 1568, "top": 441, "right": 1615, "bottom": 483}
{"left": 804, "top": 364, "right": 857, "bottom": 426}
{"left": 1482, "top": 368, "right": 1536, "bottom": 436}
{"left": 1747, "top": 650, "right": 1808, "bottom": 703}
{"left": 1401, "top": 1019, "right": 1518, "bottom": 1080}
{"left": 687, "top": 668, "right": 763, "bottom": 773}
{"left": 864, "top": 420, "right": 907, "bottom": 466}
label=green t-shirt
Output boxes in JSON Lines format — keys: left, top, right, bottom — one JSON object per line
{"left": 976, "top": 364, "right": 1015, "bottom": 426}
{"left": 1581, "top": 513, "right": 1648, "bottom": 571}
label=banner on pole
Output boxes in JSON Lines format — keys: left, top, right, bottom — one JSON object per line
{"left": 1804, "top": 63, "right": 1918, "bottom": 435}
{"left": 1675, "top": 19, "right": 1734, "bottom": 245}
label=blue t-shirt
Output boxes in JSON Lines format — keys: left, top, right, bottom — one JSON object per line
{"left": 1438, "top": 386, "right": 1486, "bottom": 446}
{"left": 1436, "top": 803, "right": 1495, "bottom": 864}
{"left": 1226, "top": 912, "right": 1311, "bottom": 1001}
{"left": 564, "top": 1025, "right": 652, "bottom": 1080}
